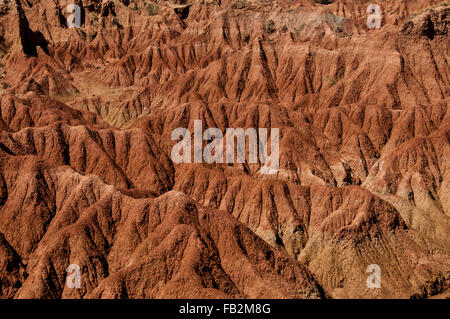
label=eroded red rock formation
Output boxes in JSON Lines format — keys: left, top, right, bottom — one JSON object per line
{"left": 0, "top": 0, "right": 448, "bottom": 298}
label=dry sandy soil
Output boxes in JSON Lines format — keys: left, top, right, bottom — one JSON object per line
{"left": 0, "top": 0, "right": 448, "bottom": 299}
